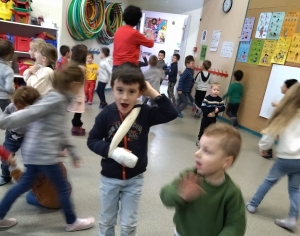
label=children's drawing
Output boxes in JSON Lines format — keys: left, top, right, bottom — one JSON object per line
{"left": 259, "top": 40, "right": 277, "bottom": 67}
{"left": 280, "top": 12, "right": 300, "bottom": 38}
{"left": 267, "top": 12, "right": 285, "bottom": 40}
{"left": 271, "top": 37, "right": 292, "bottom": 65}
{"left": 143, "top": 17, "right": 167, "bottom": 43}
{"left": 255, "top": 12, "right": 272, "bottom": 39}
{"left": 287, "top": 33, "right": 300, "bottom": 63}
{"left": 237, "top": 41, "right": 251, "bottom": 62}
{"left": 247, "top": 40, "right": 264, "bottom": 65}
{"left": 240, "top": 17, "right": 255, "bottom": 42}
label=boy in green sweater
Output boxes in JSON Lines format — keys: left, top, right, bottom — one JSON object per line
{"left": 223, "top": 70, "right": 244, "bottom": 127}
{"left": 160, "top": 123, "right": 246, "bottom": 236}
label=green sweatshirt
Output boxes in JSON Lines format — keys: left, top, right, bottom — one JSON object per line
{"left": 223, "top": 82, "right": 244, "bottom": 104}
{"left": 160, "top": 169, "right": 246, "bottom": 236}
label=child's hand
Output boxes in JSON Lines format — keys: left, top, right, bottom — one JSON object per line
{"left": 8, "top": 154, "right": 16, "bottom": 166}
{"left": 179, "top": 173, "right": 205, "bottom": 202}
{"left": 271, "top": 102, "right": 278, "bottom": 107}
{"left": 178, "top": 91, "right": 182, "bottom": 94}
{"left": 73, "top": 159, "right": 81, "bottom": 168}
{"left": 178, "top": 71, "right": 182, "bottom": 75}
{"left": 215, "top": 107, "right": 219, "bottom": 113}
{"left": 260, "top": 149, "right": 268, "bottom": 157}
{"left": 208, "top": 112, "right": 215, "bottom": 117}
{"left": 28, "top": 65, "right": 39, "bottom": 74}
{"left": 142, "top": 81, "right": 160, "bottom": 98}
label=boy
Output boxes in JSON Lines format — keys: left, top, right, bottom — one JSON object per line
{"left": 166, "top": 53, "right": 180, "bottom": 104}
{"left": 176, "top": 55, "right": 195, "bottom": 118}
{"left": 223, "top": 70, "right": 244, "bottom": 128}
{"left": 113, "top": 5, "right": 154, "bottom": 67}
{"left": 197, "top": 82, "right": 225, "bottom": 146}
{"left": 87, "top": 63, "right": 177, "bottom": 236}
{"left": 56, "top": 45, "right": 70, "bottom": 70}
{"left": 85, "top": 52, "right": 99, "bottom": 105}
{"left": 157, "top": 50, "right": 168, "bottom": 84}
{"left": 160, "top": 123, "right": 246, "bottom": 236}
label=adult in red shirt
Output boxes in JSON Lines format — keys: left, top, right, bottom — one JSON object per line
{"left": 113, "top": 5, "right": 154, "bottom": 67}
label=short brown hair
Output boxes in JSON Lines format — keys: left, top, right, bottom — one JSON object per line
{"left": 204, "top": 123, "right": 241, "bottom": 162}
{"left": 13, "top": 86, "right": 40, "bottom": 107}
{"left": 0, "top": 39, "right": 14, "bottom": 61}
{"left": 40, "top": 43, "right": 58, "bottom": 69}
{"left": 211, "top": 82, "right": 221, "bottom": 88}
{"left": 71, "top": 44, "right": 88, "bottom": 65}
{"left": 149, "top": 55, "right": 158, "bottom": 67}
{"left": 203, "top": 60, "right": 212, "bottom": 70}
{"left": 87, "top": 52, "right": 94, "bottom": 59}
{"left": 101, "top": 47, "right": 110, "bottom": 57}
{"left": 185, "top": 55, "right": 194, "bottom": 66}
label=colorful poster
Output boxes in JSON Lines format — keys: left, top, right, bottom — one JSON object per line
{"left": 271, "top": 37, "right": 292, "bottom": 65}
{"left": 240, "top": 17, "right": 255, "bottom": 42}
{"left": 200, "top": 45, "right": 207, "bottom": 61}
{"left": 143, "top": 17, "right": 167, "bottom": 43}
{"left": 255, "top": 12, "right": 272, "bottom": 39}
{"left": 287, "top": 33, "right": 300, "bottom": 63}
{"left": 210, "top": 30, "right": 221, "bottom": 52}
{"left": 259, "top": 40, "right": 277, "bottom": 67}
{"left": 267, "top": 12, "right": 285, "bottom": 40}
{"left": 280, "top": 12, "right": 300, "bottom": 37}
{"left": 237, "top": 41, "right": 251, "bottom": 62}
{"left": 220, "top": 42, "right": 234, "bottom": 58}
{"left": 247, "top": 40, "right": 264, "bottom": 65}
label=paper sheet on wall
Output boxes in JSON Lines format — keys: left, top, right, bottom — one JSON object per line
{"left": 247, "top": 40, "right": 264, "bottom": 65}
{"left": 271, "top": 37, "right": 292, "bottom": 65}
{"left": 200, "top": 45, "right": 207, "bottom": 61}
{"left": 210, "top": 30, "right": 221, "bottom": 51}
{"left": 267, "top": 12, "right": 285, "bottom": 40}
{"left": 255, "top": 12, "right": 272, "bottom": 39}
{"left": 259, "top": 40, "right": 277, "bottom": 67}
{"left": 201, "top": 30, "right": 207, "bottom": 44}
{"left": 237, "top": 41, "right": 251, "bottom": 62}
{"left": 280, "top": 12, "right": 300, "bottom": 37}
{"left": 240, "top": 17, "right": 255, "bottom": 42}
{"left": 286, "top": 33, "right": 300, "bottom": 63}
{"left": 220, "top": 42, "right": 234, "bottom": 58}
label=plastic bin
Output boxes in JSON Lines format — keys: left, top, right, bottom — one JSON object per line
{"left": 14, "top": 36, "right": 31, "bottom": 52}
{"left": 45, "top": 39, "right": 57, "bottom": 48}
{"left": 17, "top": 58, "right": 34, "bottom": 75}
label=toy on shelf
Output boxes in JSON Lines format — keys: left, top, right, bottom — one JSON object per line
{"left": 17, "top": 57, "right": 34, "bottom": 75}
{"left": 12, "top": 0, "right": 32, "bottom": 23}
{"left": 194, "top": 66, "right": 229, "bottom": 78}
{"left": 0, "top": 0, "right": 13, "bottom": 20}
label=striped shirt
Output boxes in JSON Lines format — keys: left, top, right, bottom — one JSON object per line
{"left": 201, "top": 95, "right": 225, "bottom": 117}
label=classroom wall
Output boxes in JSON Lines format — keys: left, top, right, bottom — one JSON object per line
{"left": 233, "top": 0, "right": 300, "bottom": 132}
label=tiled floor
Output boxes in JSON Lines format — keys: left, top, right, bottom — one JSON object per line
{"left": 0, "top": 86, "right": 298, "bottom": 236}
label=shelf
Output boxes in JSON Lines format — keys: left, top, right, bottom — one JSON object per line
{"left": 15, "top": 51, "right": 30, "bottom": 55}
{"left": 0, "top": 20, "right": 58, "bottom": 38}
{"left": 14, "top": 73, "right": 24, "bottom": 78}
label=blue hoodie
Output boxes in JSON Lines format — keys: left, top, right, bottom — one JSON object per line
{"left": 177, "top": 68, "right": 194, "bottom": 93}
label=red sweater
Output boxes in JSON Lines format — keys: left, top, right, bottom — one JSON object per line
{"left": 113, "top": 25, "right": 154, "bottom": 66}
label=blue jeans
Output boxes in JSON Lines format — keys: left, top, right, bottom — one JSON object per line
{"left": 0, "top": 164, "right": 77, "bottom": 224}
{"left": 26, "top": 190, "right": 43, "bottom": 207}
{"left": 99, "top": 174, "right": 144, "bottom": 236}
{"left": 250, "top": 158, "right": 300, "bottom": 219}
{"left": 176, "top": 93, "right": 190, "bottom": 113}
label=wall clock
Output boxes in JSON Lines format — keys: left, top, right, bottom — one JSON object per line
{"left": 223, "top": 0, "right": 233, "bottom": 13}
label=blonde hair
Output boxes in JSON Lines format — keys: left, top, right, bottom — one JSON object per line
{"left": 40, "top": 43, "right": 58, "bottom": 69}
{"left": 30, "top": 38, "right": 46, "bottom": 52}
{"left": 211, "top": 82, "right": 221, "bottom": 88}
{"left": 263, "top": 83, "right": 300, "bottom": 136}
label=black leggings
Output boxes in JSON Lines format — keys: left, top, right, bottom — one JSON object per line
{"left": 96, "top": 82, "right": 107, "bottom": 104}
{"left": 195, "top": 90, "right": 206, "bottom": 108}
{"left": 226, "top": 103, "right": 240, "bottom": 117}
{"left": 198, "top": 117, "right": 216, "bottom": 140}
{"left": 72, "top": 113, "right": 83, "bottom": 127}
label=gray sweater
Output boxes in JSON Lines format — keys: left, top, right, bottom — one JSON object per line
{"left": 0, "top": 90, "right": 79, "bottom": 165}
{"left": 4, "top": 103, "right": 26, "bottom": 138}
{"left": 144, "top": 67, "right": 163, "bottom": 92}
{"left": 0, "top": 59, "right": 15, "bottom": 99}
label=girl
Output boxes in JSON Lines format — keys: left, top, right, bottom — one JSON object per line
{"left": 97, "top": 47, "right": 112, "bottom": 108}
{"left": 0, "top": 62, "right": 94, "bottom": 232}
{"left": 246, "top": 83, "right": 300, "bottom": 233}
{"left": 85, "top": 52, "right": 99, "bottom": 105}
{"left": 28, "top": 38, "right": 46, "bottom": 59}
{"left": 271, "top": 79, "right": 298, "bottom": 107}
{"left": 68, "top": 44, "right": 87, "bottom": 136}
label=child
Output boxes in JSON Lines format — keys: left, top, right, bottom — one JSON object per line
{"left": 56, "top": 45, "right": 70, "bottom": 70}
{"left": 113, "top": 5, "right": 154, "bottom": 67}
{"left": 157, "top": 50, "right": 168, "bottom": 84}
{"left": 0, "top": 62, "right": 94, "bottom": 231}
{"left": 166, "top": 53, "right": 180, "bottom": 104}
{"left": 97, "top": 47, "right": 112, "bottom": 109}
{"left": 28, "top": 38, "right": 46, "bottom": 59}
{"left": 0, "top": 39, "right": 15, "bottom": 112}
{"left": 271, "top": 79, "right": 298, "bottom": 107}
{"left": 87, "top": 63, "right": 177, "bottom": 236}
{"left": 160, "top": 123, "right": 246, "bottom": 236}
{"left": 246, "top": 83, "right": 300, "bottom": 233}
{"left": 85, "top": 52, "right": 99, "bottom": 105}
{"left": 0, "top": 86, "right": 40, "bottom": 186}
{"left": 143, "top": 55, "right": 164, "bottom": 106}
{"left": 176, "top": 55, "right": 195, "bottom": 118}
{"left": 223, "top": 70, "right": 244, "bottom": 127}
{"left": 194, "top": 60, "right": 213, "bottom": 117}
{"left": 197, "top": 82, "right": 225, "bottom": 146}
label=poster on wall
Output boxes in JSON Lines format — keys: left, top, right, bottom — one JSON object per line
{"left": 259, "top": 40, "right": 277, "bottom": 67}
{"left": 280, "top": 12, "right": 300, "bottom": 38}
{"left": 200, "top": 45, "right": 207, "bottom": 61}
{"left": 220, "top": 42, "right": 234, "bottom": 58}
{"left": 271, "top": 37, "right": 292, "bottom": 64}
{"left": 143, "top": 17, "right": 168, "bottom": 43}
{"left": 210, "top": 30, "right": 221, "bottom": 51}
{"left": 255, "top": 12, "right": 272, "bottom": 39}
{"left": 286, "top": 33, "right": 300, "bottom": 63}
{"left": 267, "top": 12, "right": 285, "bottom": 40}
{"left": 247, "top": 39, "right": 264, "bottom": 65}
{"left": 237, "top": 41, "right": 251, "bottom": 62}
{"left": 201, "top": 30, "right": 208, "bottom": 44}
{"left": 240, "top": 17, "right": 255, "bottom": 42}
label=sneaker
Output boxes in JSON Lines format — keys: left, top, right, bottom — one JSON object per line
{"left": 0, "top": 177, "right": 11, "bottom": 186}
{"left": 66, "top": 218, "right": 95, "bottom": 232}
{"left": 71, "top": 127, "right": 86, "bottom": 136}
{"left": 246, "top": 203, "right": 257, "bottom": 214}
{"left": 88, "top": 102, "right": 92, "bottom": 105}
{"left": 177, "top": 112, "right": 184, "bottom": 118}
{"left": 274, "top": 218, "right": 297, "bottom": 233}
{"left": 0, "top": 218, "right": 17, "bottom": 228}
{"left": 102, "top": 102, "right": 108, "bottom": 108}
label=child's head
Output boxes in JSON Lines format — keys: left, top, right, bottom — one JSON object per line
{"left": 210, "top": 82, "right": 221, "bottom": 97}
{"left": 35, "top": 43, "right": 58, "bottom": 68}
{"left": 123, "top": 5, "right": 142, "bottom": 27}
{"left": 195, "top": 123, "right": 241, "bottom": 177}
{"left": 100, "top": 47, "right": 110, "bottom": 59}
{"left": 233, "top": 70, "right": 244, "bottom": 82}
{"left": 185, "top": 55, "right": 195, "bottom": 69}
{"left": 172, "top": 53, "right": 180, "bottom": 63}
{"left": 13, "top": 86, "right": 40, "bottom": 110}
{"left": 86, "top": 52, "right": 94, "bottom": 64}
{"left": 29, "top": 38, "right": 46, "bottom": 59}
{"left": 149, "top": 55, "right": 158, "bottom": 67}
{"left": 158, "top": 50, "right": 166, "bottom": 61}
{"left": 281, "top": 79, "right": 298, "bottom": 94}
{"left": 0, "top": 39, "right": 14, "bottom": 61}
{"left": 71, "top": 44, "right": 88, "bottom": 65}
{"left": 60, "top": 45, "right": 71, "bottom": 59}
{"left": 111, "top": 63, "right": 146, "bottom": 115}
{"left": 202, "top": 60, "right": 212, "bottom": 71}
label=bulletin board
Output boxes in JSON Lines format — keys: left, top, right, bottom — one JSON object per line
{"left": 231, "top": 0, "right": 300, "bottom": 133}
